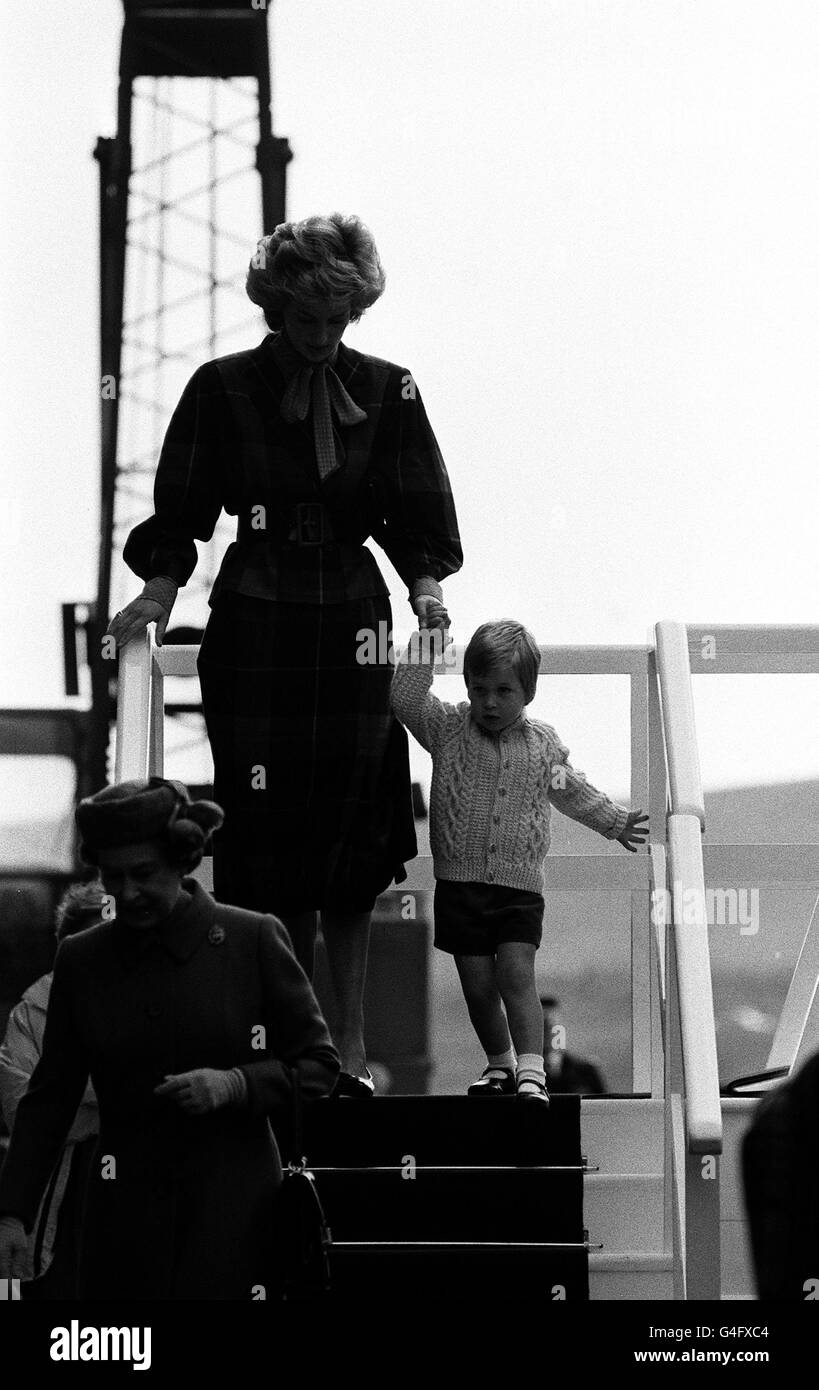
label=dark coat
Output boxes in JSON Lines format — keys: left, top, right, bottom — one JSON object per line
{"left": 742, "top": 1049, "right": 819, "bottom": 1300}
{"left": 121, "top": 335, "right": 462, "bottom": 913}
{"left": 0, "top": 882, "right": 339, "bottom": 1300}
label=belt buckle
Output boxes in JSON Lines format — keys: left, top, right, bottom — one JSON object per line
{"left": 294, "top": 502, "right": 324, "bottom": 546}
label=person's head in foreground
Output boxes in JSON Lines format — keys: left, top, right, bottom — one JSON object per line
{"left": 54, "top": 878, "right": 109, "bottom": 942}
{"left": 463, "top": 620, "right": 541, "bottom": 734}
{"left": 76, "top": 778, "right": 224, "bottom": 931}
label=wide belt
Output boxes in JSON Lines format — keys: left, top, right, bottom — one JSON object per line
{"left": 285, "top": 502, "right": 333, "bottom": 546}
{"left": 239, "top": 502, "right": 368, "bottom": 549}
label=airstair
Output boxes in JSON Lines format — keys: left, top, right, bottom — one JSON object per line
{"left": 114, "top": 621, "right": 819, "bottom": 1299}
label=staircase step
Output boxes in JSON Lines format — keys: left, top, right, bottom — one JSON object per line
{"left": 300, "top": 1094, "right": 582, "bottom": 1166}
{"left": 314, "top": 1168, "right": 583, "bottom": 1242}
{"left": 584, "top": 1173, "right": 665, "bottom": 1253}
{"left": 580, "top": 1098, "right": 665, "bottom": 1173}
{"left": 298, "top": 1093, "right": 588, "bottom": 1297}
{"left": 328, "top": 1245, "right": 590, "bottom": 1300}
{"left": 589, "top": 1252, "right": 675, "bottom": 1300}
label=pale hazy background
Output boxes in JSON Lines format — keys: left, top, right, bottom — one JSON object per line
{"left": 1, "top": 0, "right": 817, "bottom": 845}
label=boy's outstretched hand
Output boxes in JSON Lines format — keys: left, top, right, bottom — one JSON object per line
{"left": 618, "top": 811, "right": 649, "bottom": 851}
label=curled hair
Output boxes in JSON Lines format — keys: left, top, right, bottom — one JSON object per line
{"left": 55, "top": 879, "right": 108, "bottom": 942}
{"left": 463, "top": 621, "right": 542, "bottom": 703}
{"left": 246, "top": 212, "right": 385, "bottom": 329}
{"left": 160, "top": 801, "right": 223, "bottom": 875}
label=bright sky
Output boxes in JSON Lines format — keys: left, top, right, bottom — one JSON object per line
{"left": 1, "top": 0, "right": 817, "bottom": 829}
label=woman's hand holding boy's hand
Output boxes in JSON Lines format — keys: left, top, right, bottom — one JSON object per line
{"left": 618, "top": 811, "right": 649, "bottom": 852}
{"left": 411, "top": 595, "right": 450, "bottom": 633}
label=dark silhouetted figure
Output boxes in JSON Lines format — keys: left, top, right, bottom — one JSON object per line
{"left": 742, "top": 1049, "right": 819, "bottom": 1300}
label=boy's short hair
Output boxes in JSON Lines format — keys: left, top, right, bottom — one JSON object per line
{"left": 54, "top": 879, "right": 108, "bottom": 942}
{"left": 463, "top": 621, "right": 542, "bottom": 702}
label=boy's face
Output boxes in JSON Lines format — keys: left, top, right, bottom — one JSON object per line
{"left": 466, "top": 662, "right": 529, "bottom": 734}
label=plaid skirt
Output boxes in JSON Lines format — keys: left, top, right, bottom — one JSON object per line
{"left": 197, "top": 591, "right": 417, "bottom": 914}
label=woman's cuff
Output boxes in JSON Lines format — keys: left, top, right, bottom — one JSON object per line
{"left": 410, "top": 576, "right": 443, "bottom": 605}
{"left": 140, "top": 575, "right": 179, "bottom": 613}
{"left": 224, "top": 1067, "right": 249, "bottom": 1108}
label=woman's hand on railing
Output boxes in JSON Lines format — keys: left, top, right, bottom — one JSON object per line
{"left": 617, "top": 810, "right": 649, "bottom": 852}
{"left": 107, "top": 597, "right": 170, "bottom": 649}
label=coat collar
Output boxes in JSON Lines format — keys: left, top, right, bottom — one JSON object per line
{"left": 113, "top": 879, "right": 219, "bottom": 969}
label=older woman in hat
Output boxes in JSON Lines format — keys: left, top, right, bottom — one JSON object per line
{"left": 106, "top": 212, "right": 461, "bottom": 1096}
{"left": 0, "top": 778, "right": 339, "bottom": 1300}
{"left": 0, "top": 880, "right": 105, "bottom": 1298}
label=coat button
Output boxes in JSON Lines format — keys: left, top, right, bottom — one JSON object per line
{"left": 208, "top": 924, "right": 225, "bottom": 946}
{"left": 499, "top": 787, "right": 507, "bottom": 797}
{"left": 487, "top": 871, "right": 495, "bottom": 882}
{"left": 145, "top": 1002, "right": 162, "bottom": 1018}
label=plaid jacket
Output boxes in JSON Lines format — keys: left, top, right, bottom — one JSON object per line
{"left": 123, "top": 334, "right": 463, "bottom": 606}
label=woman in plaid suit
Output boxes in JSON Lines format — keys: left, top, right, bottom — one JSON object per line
{"left": 108, "top": 214, "right": 462, "bottom": 1096}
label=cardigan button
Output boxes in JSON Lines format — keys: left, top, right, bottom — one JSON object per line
{"left": 145, "top": 1002, "right": 162, "bottom": 1019}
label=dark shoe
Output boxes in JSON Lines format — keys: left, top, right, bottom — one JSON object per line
{"left": 516, "top": 1075, "right": 551, "bottom": 1105}
{"left": 334, "top": 1069, "right": 375, "bottom": 1098}
{"left": 467, "top": 1066, "right": 516, "bottom": 1097}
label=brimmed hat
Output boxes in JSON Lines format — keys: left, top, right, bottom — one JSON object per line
{"left": 76, "top": 777, "right": 223, "bottom": 854}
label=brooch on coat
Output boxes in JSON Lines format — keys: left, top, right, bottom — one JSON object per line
{"left": 208, "top": 924, "right": 226, "bottom": 946}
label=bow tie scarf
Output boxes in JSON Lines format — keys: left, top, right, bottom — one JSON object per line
{"left": 279, "top": 361, "right": 368, "bottom": 482}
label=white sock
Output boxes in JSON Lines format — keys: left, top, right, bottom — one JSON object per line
{"left": 486, "top": 1048, "right": 515, "bottom": 1076}
{"left": 516, "top": 1052, "right": 546, "bottom": 1087}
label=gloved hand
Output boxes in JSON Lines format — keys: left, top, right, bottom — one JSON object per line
{"left": 154, "top": 1067, "right": 247, "bottom": 1115}
{"left": 411, "top": 595, "right": 450, "bottom": 633}
{"left": 0, "top": 1215, "right": 28, "bottom": 1282}
{"left": 107, "top": 596, "right": 170, "bottom": 649}
{"left": 107, "top": 576, "right": 179, "bottom": 650}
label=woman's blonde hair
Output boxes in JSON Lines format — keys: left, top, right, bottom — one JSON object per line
{"left": 246, "top": 213, "right": 385, "bottom": 329}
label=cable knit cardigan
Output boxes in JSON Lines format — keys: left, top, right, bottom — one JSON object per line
{"left": 390, "top": 633, "right": 631, "bottom": 894}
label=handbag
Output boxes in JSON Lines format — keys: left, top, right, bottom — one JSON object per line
{"left": 271, "top": 1066, "right": 333, "bottom": 1300}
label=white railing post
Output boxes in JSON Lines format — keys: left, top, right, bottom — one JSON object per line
{"left": 149, "top": 651, "right": 164, "bottom": 777}
{"left": 114, "top": 627, "right": 154, "bottom": 782}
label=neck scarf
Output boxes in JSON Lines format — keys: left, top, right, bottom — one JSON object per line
{"left": 270, "top": 332, "right": 367, "bottom": 481}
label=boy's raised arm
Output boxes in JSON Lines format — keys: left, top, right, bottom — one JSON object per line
{"left": 390, "top": 629, "right": 457, "bottom": 753}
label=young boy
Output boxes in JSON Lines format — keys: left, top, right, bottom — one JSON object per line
{"left": 390, "top": 619, "right": 648, "bottom": 1103}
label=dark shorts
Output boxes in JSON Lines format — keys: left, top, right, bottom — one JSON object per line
{"left": 433, "top": 879, "right": 544, "bottom": 955}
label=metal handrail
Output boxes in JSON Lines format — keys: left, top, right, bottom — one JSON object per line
{"left": 667, "top": 814, "right": 722, "bottom": 1153}
{"left": 654, "top": 621, "right": 705, "bottom": 826}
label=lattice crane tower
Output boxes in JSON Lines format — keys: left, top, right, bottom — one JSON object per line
{"left": 88, "top": 0, "right": 291, "bottom": 790}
